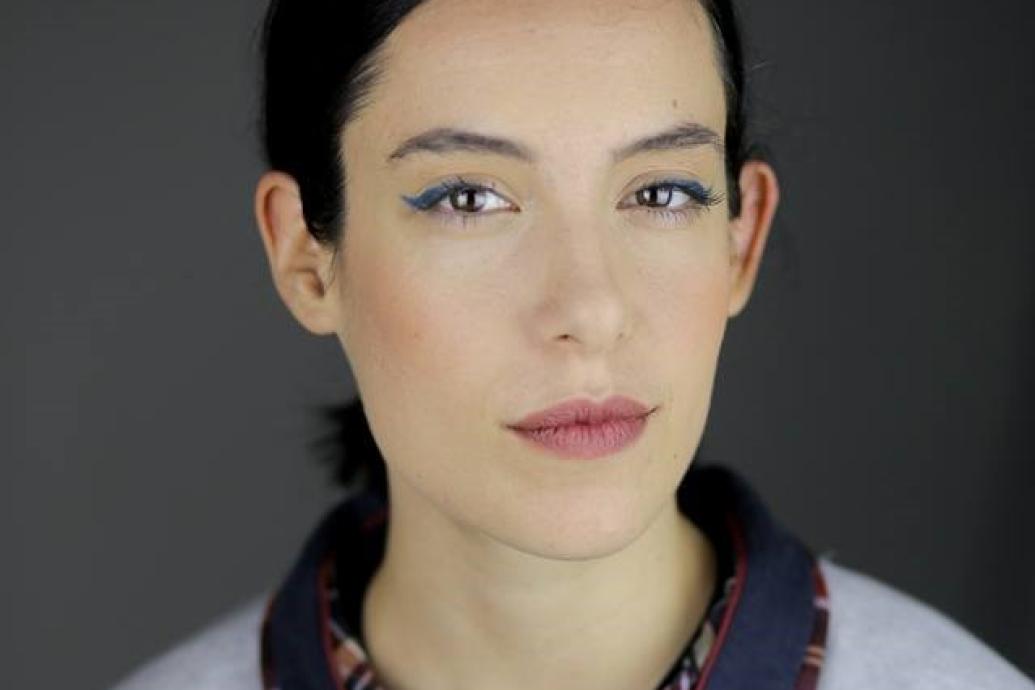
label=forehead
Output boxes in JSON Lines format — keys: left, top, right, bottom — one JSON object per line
{"left": 348, "top": 0, "right": 726, "bottom": 167}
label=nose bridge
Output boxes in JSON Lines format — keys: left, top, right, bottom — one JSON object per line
{"left": 532, "top": 201, "right": 633, "bottom": 351}
{"left": 549, "top": 206, "right": 616, "bottom": 286}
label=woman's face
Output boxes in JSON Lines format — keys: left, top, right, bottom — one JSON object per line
{"left": 299, "top": 0, "right": 773, "bottom": 558}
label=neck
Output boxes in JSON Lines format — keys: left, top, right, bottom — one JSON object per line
{"left": 360, "top": 474, "right": 718, "bottom": 690}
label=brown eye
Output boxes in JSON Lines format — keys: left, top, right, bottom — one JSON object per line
{"left": 636, "top": 186, "right": 675, "bottom": 208}
{"left": 617, "top": 180, "right": 723, "bottom": 227}
{"left": 449, "top": 188, "right": 489, "bottom": 213}
{"left": 402, "top": 178, "right": 518, "bottom": 230}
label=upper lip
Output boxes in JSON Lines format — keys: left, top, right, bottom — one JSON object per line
{"left": 507, "top": 395, "right": 656, "bottom": 431}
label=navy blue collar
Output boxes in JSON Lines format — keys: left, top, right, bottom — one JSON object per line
{"left": 262, "top": 462, "right": 820, "bottom": 690}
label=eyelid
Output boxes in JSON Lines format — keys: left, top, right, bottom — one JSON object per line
{"left": 401, "top": 174, "right": 721, "bottom": 231}
{"left": 402, "top": 176, "right": 519, "bottom": 214}
{"left": 616, "top": 176, "right": 715, "bottom": 207}
{"left": 405, "top": 177, "right": 711, "bottom": 208}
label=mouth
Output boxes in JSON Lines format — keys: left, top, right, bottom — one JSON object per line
{"left": 507, "top": 394, "right": 655, "bottom": 430}
{"left": 505, "top": 395, "right": 658, "bottom": 460}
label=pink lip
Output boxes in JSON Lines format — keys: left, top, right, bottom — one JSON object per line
{"left": 506, "top": 395, "right": 657, "bottom": 460}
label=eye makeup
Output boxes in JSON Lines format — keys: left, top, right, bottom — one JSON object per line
{"left": 400, "top": 173, "right": 724, "bottom": 229}
{"left": 400, "top": 175, "right": 517, "bottom": 230}
{"left": 401, "top": 175, "right": 509, "bottom": 213}
{"left": 621, "top": 176, "right": 725, "bottom": 226}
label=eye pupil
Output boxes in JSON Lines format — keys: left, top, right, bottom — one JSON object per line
{"left": 638, "top": 186, "right": 672, "bottom": 207}
{"left": 451, "top": 188, "right": 483, "bottom": 212}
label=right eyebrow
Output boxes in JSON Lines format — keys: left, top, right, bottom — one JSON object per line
{"left": 384, "top": 120, "right": 724, "bottom": 166}
{"left": 386, "top": 127, "right": 536, "bottom": 165}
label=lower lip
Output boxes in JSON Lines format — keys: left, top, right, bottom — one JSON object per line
{"left": 508, "top": 413, "right": 651, "bottom": 460}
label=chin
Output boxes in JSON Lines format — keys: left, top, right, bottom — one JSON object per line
{"left": 483, "top": 485, "right": 656, "bottom": 562}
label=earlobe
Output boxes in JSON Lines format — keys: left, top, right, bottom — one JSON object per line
{"left": 253, "top": 171, "right": 339, "bottom": 336}
{"left": 727, "top": 161, "right": 780, "bottom": 318}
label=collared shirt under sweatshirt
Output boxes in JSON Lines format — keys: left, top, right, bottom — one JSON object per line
{"left": 112, "top": 463, "right": 1034, "bottom": 690}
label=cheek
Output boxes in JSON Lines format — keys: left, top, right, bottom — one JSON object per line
{"left": 340, "top": 236, "right": 501, "bottom": 455}
{"left": 644, "top": 223, "right": 731, "bottom": 349}
{"left": 666, "top": 260, "right": 729, "bottom": 351}
{"left": 644, "top": 236, "right": 731, "bottom": 441}
{"left": 347, "top": 249, "right": 469, "bottom": 395}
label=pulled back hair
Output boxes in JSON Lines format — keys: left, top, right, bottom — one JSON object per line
{"left": 257, "top": 0, "right": 761, "bottom": 496}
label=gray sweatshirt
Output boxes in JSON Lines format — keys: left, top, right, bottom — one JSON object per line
{"left": 112, "top": 464, "right": 1034, "bottom": 690}
{"left": 110, "top": 559, "right": 1034, "bottom": 690}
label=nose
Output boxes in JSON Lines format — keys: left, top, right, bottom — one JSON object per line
{"left": 531, "top": 218, "right": 634, "bottom": 356}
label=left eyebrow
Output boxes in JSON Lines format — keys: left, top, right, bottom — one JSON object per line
{"left": 611, "top": 120, "right": 725, "bottom": 163}
{"left": 384, "top": 120, "right": 724, "bottom": 165}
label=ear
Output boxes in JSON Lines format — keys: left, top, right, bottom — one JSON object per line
{"left": 253, "top": 171, "right": 340, "bottom": 335}
{"left": 726, "top": 160, "right": 780, "bottom": 318}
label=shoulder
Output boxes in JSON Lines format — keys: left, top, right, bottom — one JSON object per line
{"left": 817, "top": 557, "right": 1033, "bottom": 689}
{"left": 109, "top": 595, "right": 268, "bottom": 690}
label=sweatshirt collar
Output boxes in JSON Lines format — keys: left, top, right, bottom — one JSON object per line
{"left": 261, "top": 462, "right": 823, "bottom": 690}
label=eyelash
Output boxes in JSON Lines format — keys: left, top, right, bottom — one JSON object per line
{"left": 401, "top": 175, "right": 724, "bottom": 229}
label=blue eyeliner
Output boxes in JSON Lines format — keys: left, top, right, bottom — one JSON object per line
{"left": 401, "top": 175, "right": 488, "bottom": 211}
{"left": 652, "top": 178, "right": 720, "bottom": 205}
{"left": 401, "top": 185, "right": 449, "bottom": 210}
{"left": 400, "top": 176, "right": 721, "bottom": 222}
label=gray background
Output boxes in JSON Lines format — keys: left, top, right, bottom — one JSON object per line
{"left": 2, "top": 0, "right": 1033, "bottom": 687}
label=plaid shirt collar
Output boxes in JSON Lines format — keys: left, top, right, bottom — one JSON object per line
{"left": 261, "top": 462, "right": 828, "bottom": 690}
